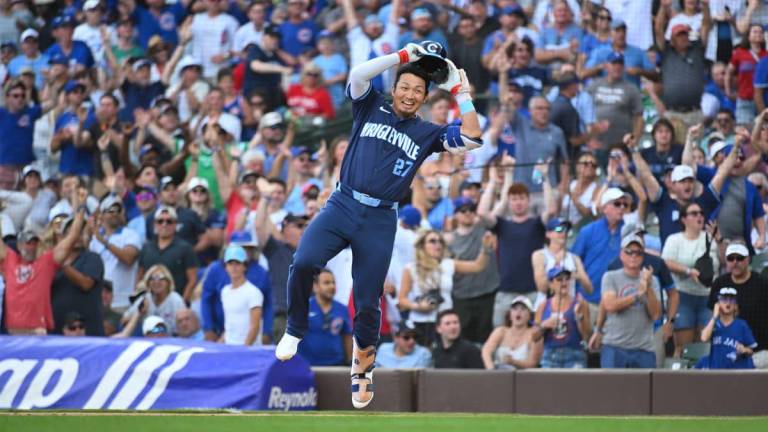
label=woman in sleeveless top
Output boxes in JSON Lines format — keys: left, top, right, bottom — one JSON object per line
{"left": 534, "top": 266, "right": 591, "bottom": 368}
{"left": 399, "top": 230, "right": 493, "bottom": 347}
{"left": 481, "top": 296, "right": 543, "bottom": 370}
{"left": 561, "top": 152, "right": 601, "bottom": 227}
{"left": 531, "top": 218, "right": 592, "bottom": 302}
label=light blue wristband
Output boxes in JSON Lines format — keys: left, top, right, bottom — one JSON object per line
{"left": 459, "top": 100, "right": 475, "bottom": 115}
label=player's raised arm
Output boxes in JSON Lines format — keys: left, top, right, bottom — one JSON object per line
{"left": 347, "top": 43, "right": 430, "bottom": 99}
{"left": 438, "top": 59, "right": 483, "bottom": 153}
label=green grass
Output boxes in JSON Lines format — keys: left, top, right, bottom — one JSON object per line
{"left": 1, "top": 412, "right": 767, "bottom": 432}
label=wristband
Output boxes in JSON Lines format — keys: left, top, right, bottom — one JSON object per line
{"left": 459, "top": 100, "right": 476, "bottom": 115}
{"left": 397, "top": 49, "right": 409, "bottom": 64}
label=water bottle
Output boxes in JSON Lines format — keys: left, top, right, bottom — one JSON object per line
{"left": 531, "top": 159, "right": 544, "bottom": 185}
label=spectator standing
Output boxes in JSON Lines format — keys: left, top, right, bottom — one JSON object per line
{"left": 433, "top": 310, "right": 484, "bottom": 369}
{"left": 0, "top": 81, "right": 49, "bottom": 189}
{"left": 51, "top": 81, "right": 96, "bottom": 177}
{"left": 726, "top": 24, "right": 767, "bottom": 124}
{"left": 399, "top": 8, "right": 449, "bottom": 54}
{"left": 582, "top": 19, "right": 657, "bottom": 87}
{"left": 45, "top": 15, "right": 94, "bottom": 72}
{"left": 599, "top": 233, "right": 662, "bottom": 368}
{"left": 534, "top": 0, "right": 582, "bottom": 67}
{"left": 286, "top": 63, "right": 336, "bottom": 120}
{"left": 279, "top": 0, "right": 319, "bottom": 58}
{"left": 244, "top": 27, "right": 293, "bottom": 107}
{"left": 146, "top": 177, "right": 207, "bottom": 247}
{"left": 184, "top": 177, "right": 226, "bottom": 266}
{"left": 640, "top": 119, "right": 684, "bottom": 184}
{"left": 445, "top": 197, "right": 500, "bottom": 344}
{"left": 190, "top": 0, "right": 238, "bottom": 80}
{"left": 8, "top": 29, "right": 48, "bottom": 90}
{"left": 73, "top": 0, "right": 106, "bottom": 66}
{"left": 709, "top": 243, "right": 768, "bottom": 368}
{"left": 532, "top": 218, "right": 593, "bottom": 301}
{"left": 534, "top": 267, "right": 591, "bottom": 368}
{"left": 123, "top": 263, "right": 186, "bottom": 335}
{"left": 88, "top": 195, "right": 141, "bottom": 313}
{"left": 138, "top": 205, "right": 199, "bottom": 302}
{"left": 376, "top": 323, "right": 432, "bottom": 368}
{"left": 660, "top": 24, "right": 707, "bottom": 129}
{"left": 414, "top": 176, "right": 453, "bottom": 231}
{"left": 450, "top": 15, "right": 490, "bottom": 95}
{"left": 699, "top": 287, "right": 757, "bottom": 369}
{"left": 201, "top": 230, "right": 272, "bottom": 343}
{"left": 125, "top": 0, "right": 186, "bottom": 49}
{"left": 127, "top": 186, "right": 158, "bottom": 243}
{"left": 233, "top": 2, "right": 268, "bottom": 55}
{"left": 342, "top": 0, "right": 400, "bottom": 92}
{"left": 221, "top": 245, "right": 263, "bottom": 346}
{"left": 662, "top": 202, "right": 720, "bottom": 357}
{"left": 312, "top": 33, "right": 348, "bottom": 109}
{"left": 1, "top": 200, "right": 84, "bottom": 334}
{"left": 704, "top": 62, "right": 736, "bottom": 115}
{"left": 482, "top": 296, "right": 543, "bottom": 369}
{"left": 561, "top": 152, "right": 600, "bottom": 227}
{"left": 297, "top": 269, "right": 352, "bottom": 366}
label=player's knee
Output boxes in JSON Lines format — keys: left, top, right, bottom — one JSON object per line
{"left": 291, "top": 254, "right": 323, "bottom": 274}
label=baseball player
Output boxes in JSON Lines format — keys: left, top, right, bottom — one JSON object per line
{"left": 275, "top": 41, "right": 483, "bottom": 408}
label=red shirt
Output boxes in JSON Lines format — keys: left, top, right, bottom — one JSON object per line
{"left": 731, "top": 48, "right": 768, "bottom": 100}
{"left": 286, "top": 84, "right": 335, "bottom": 119}
{"left": 225, "top": 193, "right": 258, "bottom": 238}
{"left": 3, "top": 249, "right": 59, "bottom": 330}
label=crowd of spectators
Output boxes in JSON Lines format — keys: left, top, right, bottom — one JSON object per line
{"left": 2, "top": 0, "right": 768, "bottom": 372}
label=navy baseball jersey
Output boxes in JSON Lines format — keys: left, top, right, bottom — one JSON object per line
{"left": 340, "top": 86, "right": 449, "bottom": 202}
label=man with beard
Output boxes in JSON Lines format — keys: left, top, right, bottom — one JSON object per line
{"left": 1, "top": 193, "right": 86, "bottom": 334}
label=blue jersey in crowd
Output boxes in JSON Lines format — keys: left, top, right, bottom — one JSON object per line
{"left": 45, "top": 41, "right": 94, "bottom": 69}
{"left": 341, "top": 86, "right": 449, "bottom": 201}
{"left": 279, "top": 20, "right": 319, "bottom": 56}
{"left": 55, "top": 110, "right": 96, "bottom": 176}
{"left": 698, "top": 318, "right": 756, "bottom": 369}
{"left": 571, "top": 217, "right": 624, "bottom": 304}
{"left": 0, "top": 105, "right": 42, "bottom": 166}
{"left": 132, "top": 4, "right": 187, "bottom": 48}
{"left": 296, "top": 297, "right": 352, "bottom": 366}
{"left": 201, "top": 259, "right": 273, "bottom": 337}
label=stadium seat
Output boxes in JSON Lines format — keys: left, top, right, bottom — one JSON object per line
{"left": 662, "top": 357, "right": 689, "bottom": 370}
{"left": 681, "top": 343, "right": 710, "bottom": 364}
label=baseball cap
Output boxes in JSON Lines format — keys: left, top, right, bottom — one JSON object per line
{"left": 547, "top": 266, "right": 571, "bottom": 280}
{"left": 132, "top": 58, "right": 152, "bottom": 71}
{"left": 20, "top": 28, "right": 39, "bottom": 42}
{"left": 52, "top": 15, "right": 76, "bottom": 28}
{"left": 202, "top": 114, "right": 241, "bottom": 141}
{"left": 302, "top": 182, "right": 320, "bottom": 197}
{"left": 721, "top": 144, "right": 743, "bottom": 158}
{"left": 177, "top": 56, "right": 202, "bottom": 72}
{"left": 224, "top": 245, "right": 248, "bottom": 263}
{"left": 49, "top": 53, "right": 68, "bottom": 66}
{"left": 545, "top": 217, "right": 571, "bottom": 232}
{"left": 459, "top": 181, "right": 481, "bottom": 192}
{"left": 259, "top": 111, "right": 284, "bottom": 129}
{"left": 291, "top": 146, "right": 313, "bottom": 159}
{"left": 364, "top": 14, "right": 383, "bottom": 26}
{"left": 63, "top": 311, "right": 85, "bottom": 326}
{"left": 453, "top": 197, "right": 476, "bottom": 212}
{"left": 725, "top": 243, "right": 749, "bottom": 257}
{"left": 671, "top": 24, "right": 691, "bottom": 37}
{"left": 709, "top": 140, "right": 728, "bottom": 160}
{"left": 501, "top": 5, "right": 525, "bottom": 17}
{"left": 186, "top": 177, "right": 209, "bottom": 193}
{"left": 557, "top": 72, "right": 580, "bottom": 87}
{"left": 142, "top": 315, "right": 168, "bottom": 336}
{"left": 154, "top": 205, "right": 177, "bottom": 220}
{"left": 0, "top": 41, "right": 15, "bottom": 51}
{"left": 621, "top": 233, "right": 645, "bottom": 249}
{"left": 610, "top": 18, "right": 627, "bottom": 30}
{"left": 139, "top": 143, "right": 162, "bottom": 159}
{"left": 399, "top": 205, "right": 421, "bottom": 228}
{"left": 230, "top": 230, "right": 259, "bottom": 248}
{"left": 718, "top": 287, "right": 738, "bottom": 297}
{"left": 510, "top": 295, "right": 533, "bottom": 312}
{"left": 607, "top": 52, "right": 624, "bottom": 64}
{"left": 64, "top": 80, "right": 85, "bottom": 93}
{"left": 620, "top": 222, "right": 647, "bottom": 239}
{"left": 283, "top": 213, "right": 309, "bottom": 226}
{"left": 263, "top": 24, "right": 281, "bottom": 39}
{"left": 99, "top": 194, "right": 123, "bottom": 212}
{"left": 22, "top": 164, "right": 40, "bottom": 178}
{"left": 239, "top": 170, "right": 260, "bottom": 184}
{"left": 411, "top": 8, "right": 432, "bottom": 21}
{"left": 670, "top": 165, "right": 695, "bottom": 183}
{"left": 83, "top": 0, "right": 101, "bottom": 11}
{"left": 599, "top": 187, "right": 630, "bottom": 207}
{"left": 396, "top": 320, "right": 418, "bottom": 336}
{"left": 160, "top": 176, "right": 175, "bottom": 190}
{"left": 18, "top": 229, "right": 41, "bottom": 243}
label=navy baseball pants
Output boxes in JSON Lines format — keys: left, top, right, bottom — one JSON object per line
{"left": 285, "top": 188, "right": 397, "bottom": 348}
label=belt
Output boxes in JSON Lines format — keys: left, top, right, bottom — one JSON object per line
{"left": 336, "top": 183, "right": 398, "bottom": 210}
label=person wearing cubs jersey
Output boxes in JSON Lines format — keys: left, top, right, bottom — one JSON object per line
{"left": 275, "top": 41, "right": 483, "bottom": 409}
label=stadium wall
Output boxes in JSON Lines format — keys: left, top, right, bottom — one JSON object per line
{"left": 312, "top": 368, "right": 768, "bottom": 416}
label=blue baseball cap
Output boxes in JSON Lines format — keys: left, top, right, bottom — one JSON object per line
{"left": 545, "top": 217, "right": 572, "bottom": 232}
{"left": 453, "top": 197, "right": 476, "bottom": 212}
{"left": 224, "top": 245, "right": 247, "bottom": 263}
{"left": 64, "top": 80, "right": 85, "bottom": 93}
{"left": 722, "top": 144, "right": 744, "bottom": 158}
{"left": 364, "top": 14, "right": 383, "bottom": 26}
{"left": 610, "top": 18, "right": 627, "bottom": 30}
{"left": 608, "top": 52, "right": 624, "bottom": 64}
{"left": 411, "top": 8, "right": 432, "bottom": 21}
{"left": 49, "top": 53, "right": 68, "bottom": 66}
{"left": 291, "top": 146, "right": 314, "bottom": 159}
{"left": 230, "top": 230, "right": 259, "bottom": 248}
{"left": 52, "top": 15, "right": 76, "bottom": 29}
{"left": 501, "top": 5, "right": 525, "bottom": 17}
{"left": 547, "top": 266, "right": 572, "bottom": 280}
{"left": 399, "top": 205, "right": 421, "bottom": 228}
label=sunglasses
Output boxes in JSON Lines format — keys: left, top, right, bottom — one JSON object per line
{"left": 554, "top": 274, "right": 571, "bottom": 282}
{"left": 552, "top": 225, "right": 568, "bottom": 233}
{"left": 7, "top": 92, "right": 24, "bottom": 99}
{"left": 305, "top": 72, "right": 320, "bottom": 77}
{"left": 425, "top": 184, "right": 441, "bottom": 190}
{"left": 456, "top": 207, "right": 475, "bottom": 214}
{"left": 104, "top": 207, "right": 121, "bottom": 214}
{"left": 623, "top": 249, "right": 643, "bottom": 257}
{"left": 726, "top": 254, "right": 747, "bottom": 262}
{"left": 400, "top": 334, "right": 415, "bottom": 341}
{"left": 67, "top": 323, "right": 84, "bottom": 331}
{"left": 685, "top": 210, "right": 703, "bottom": 217}
{"left": 426, "top": 238, "right": 443, "bottom": 245}
{"left": 149, "top": 274, "right": 167, "bottom": 282}
{"left": 191, "top": 187, "right": 207, "bottom": 194}
{"left": 155, "top": 219, "right": 176, "bottom": 225}
{"left": 289, "top": 222, "right": 306, "bottom": 229}
{"left": 612, "top": 201, "right": 630, "bottom": 209}
{"left": 148, "top": 325, "right": 167, "bottom": 335}
{"left": 579, "top": 160, "right": 597, "bottom": 167}
{"left": 597, "top": 15, "right": 611, "bottom": 20}
{"left": 251, "top": 100, "right": 265, "bottom": 107}
{"left": 718, "top": 296, "right": 737, "bottom": 304}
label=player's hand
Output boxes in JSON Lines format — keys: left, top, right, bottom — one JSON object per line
{"left": 438, "top": 59, "right": 470, "bottom": 98}
{"left": 399, "top": 43, "right": 430, "bottom": 64}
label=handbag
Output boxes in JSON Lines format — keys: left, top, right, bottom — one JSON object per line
{"left": 693, "top": 231, "right": 715, "bottom": 287}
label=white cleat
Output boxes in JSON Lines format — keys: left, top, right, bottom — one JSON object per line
{"left": 350, "top": 341, "right": 376, "bottom": 409}
{"left": 275, "top": 334, "right": 301, "bottom": 361}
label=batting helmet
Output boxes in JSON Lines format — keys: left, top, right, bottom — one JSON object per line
{"left": 414, "top": 40, "right": 449, "bottom": 84}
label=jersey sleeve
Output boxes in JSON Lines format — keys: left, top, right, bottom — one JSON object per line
{"left": 346, "top": 81, "right": 381, "bottom": 118}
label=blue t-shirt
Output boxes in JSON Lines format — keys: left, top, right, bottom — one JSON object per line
{"left": 8, "top": 54, "right": 49, "bottom": 89}
{"left": 571, "top": 217, "right": 624, "bottom": 304}
{"left": 698, "top": 318, "right": 756, "bottom": 369}
{"left": 200, "top": 259, "right": 273, "bottom": 336}
{"left": 119, "top": 81, "right": 167, "bottom": 121}
{"left": 132, "top": 4, "right": 186, "bottom": 48}
{"left": 0, "top": 105, "right": 42, "bottom": 166}
{"left": 279, "top": 20, "right": 319, "bottom": 56}
{"left": 44, "top": 41, "right": 94, "bottom": 69}
{"left": 579, "top": 33, "right": 611, "bottom": 58}
{"left": 312, "top": 53, "right": 348, "bottom": 108}
{"left": 375, "top": 342, "right": 432, "bottom": 368}
{"left": 296, "top": 297, "right": 352, "bottom": 366}
{"left": 650, "top": 186, "right": 720, "bottom": 245}
{"left": 586, "top": 44, "right": 654, "bottom": 87}
{"left": 494, "top": 217, "right": 545, "bottom": 294}
{"left": 55, "top": 110, "right": 96, "bottom": 176}
{"left": 753, "top": 56, "right": 768, "bottom": 108}
{"left": 705, "top": 80, "right": 736, "bottom": 113}
{"left": 427, "top": 197, "right": 454, "bottom": 231}
{"left": 341, "top": 85, "right": 448, "bottom": 202}
{"left": 538, "top": 25, "right": 582, "bottom": 52}
{"left": 640, "top": 145, "right": 684, "bottom": 184}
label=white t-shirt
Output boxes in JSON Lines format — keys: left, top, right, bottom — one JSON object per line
{"left": 405, "top": 259, "right": 455, "bottom": 323}
{"left": 73, "top": 23, "right": 105, "bottom": 65}
{"left": 347, "top": 22, "right": 399, "bottom": 90}
{"left": 604, "top": 0, "right": 654, "bottom": 50}
{"left": 661, "top": 231, "right": 720, "bottom": 296}
{"left": 89, "top": 226, "right": 142, "bottom": 309}
{"left": 124, "top": 291, "right": 188, "bottom": 334}
{"left": 190, "top": 12, "right": 239, "bottom": 79}
{"left": 234, "top": 22, "right": 264, "bottom": 53}
{"left": 221, "top": 280, "right": 264, "bottom": 345}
